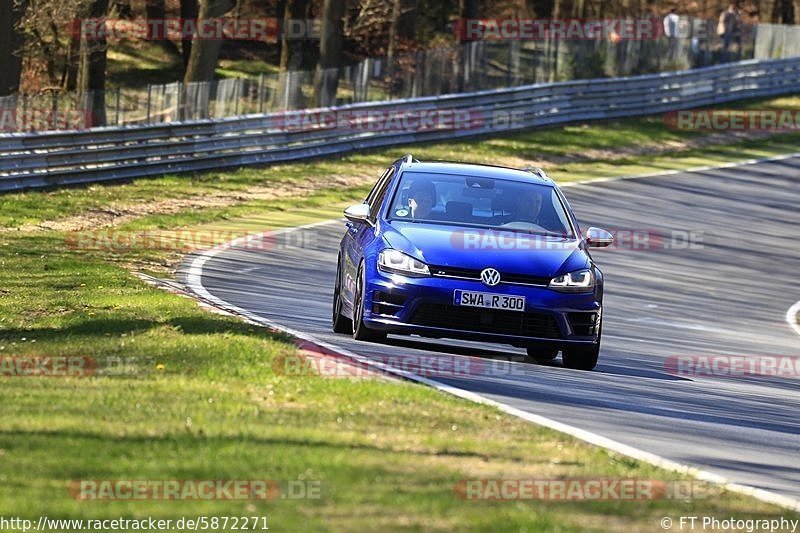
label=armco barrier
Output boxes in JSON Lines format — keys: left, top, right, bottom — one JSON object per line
{"left": 1, "top": 57, "right": 799, "bottom": 192}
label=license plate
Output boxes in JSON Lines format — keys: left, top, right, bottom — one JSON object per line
{"left": 454, "top": 290, "right": 525, "bottom": 311}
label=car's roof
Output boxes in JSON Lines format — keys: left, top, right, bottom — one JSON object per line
{"left": 398, "top": 161, "right": 555, "bottom": 186}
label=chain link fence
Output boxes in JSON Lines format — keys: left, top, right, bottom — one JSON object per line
{"left": 1, "top": 19, "right": 798, "bottom": 133}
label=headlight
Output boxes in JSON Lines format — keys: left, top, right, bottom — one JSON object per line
{"left": 549, "top": 269, "right": 594, "bottom": 291}
{"left": 378, "top": 250, "right": 430, "bottom": 277}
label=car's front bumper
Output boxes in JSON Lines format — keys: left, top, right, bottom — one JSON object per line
{"left": 363, "top": 268, "right": 602, "bottom": 348}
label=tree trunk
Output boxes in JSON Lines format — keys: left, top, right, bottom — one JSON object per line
{"left": 64, "top": 32, "right": 81, "bottom": 91}
{"left": 313, "top": 0, "right": 345, "bottom": 107}
{"left": 78, "top": 0, "right": 110, "bottom": 126}
{"left": 454, "top": 0, "right": 479, "bottom": 92}
{"left": 528, "top": 0, "right": 555, "bottom": 17}
{"left": 180, "top": 0, "right": 199, "bottom": 70}
{"left": 387, "top": 0, "right": 417, "bottom": 60}
{"left": 146, "top": 0, "right": 166, "bottom": 39}
{"left": 277, "top": 0, "right": 310, "bottom": 109}
{"left": 771, "top": 0, "right": 796, "bottom": 22}
{"left": 459, "top": 0, "right": 478, "bottom": 19}
{"left": 184, "top": 0, "right": 236, "bottom": 83}
{"left": 0, "top": 0, "right": 27, "bottom": 96}
{"left": 113, "top": 0, "right": 132, "bottom": 18}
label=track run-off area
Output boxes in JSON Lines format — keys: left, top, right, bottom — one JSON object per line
{"left": 181, "top": 155, "right": 800, "bottom": 509}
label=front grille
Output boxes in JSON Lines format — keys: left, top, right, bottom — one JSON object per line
{"left": 430, "top": 266, "right": 550, "bottom": 286}
{"left": 411, "top": 303, "right": 562, "bottom": 339}
{"left": 567, "top": 312, "right": 600, "bottom": 336}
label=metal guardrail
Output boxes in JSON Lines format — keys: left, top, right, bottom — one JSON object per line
{"left": 1, "top": 56, "right": 799, "bottom": 192}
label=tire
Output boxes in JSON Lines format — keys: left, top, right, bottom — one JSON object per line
{"left": 562, "top": 319, "right": 602, "bottom": 371}
{"left": 561, "top": 343, "right": 599, "bottom": 370}
{"left": 561, "top": 324, "right": 601, "bottom": 370}
{"left": 352, "top": 261, "right": 387, "bottom": 343}
{"left": 525, "top": 345, "right": 559, "bottom": 364}
{"left": 332, "top": 257, "right": 352, "bottom": 334}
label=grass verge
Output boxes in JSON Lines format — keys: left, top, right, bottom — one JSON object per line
{"left": 1, "top": 96, "right": 799, "bottom": 530}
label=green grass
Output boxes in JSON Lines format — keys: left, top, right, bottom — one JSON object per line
{"left": 2, "top": 96, "right": 800, "bottom": 530}
{"left": 1, "top": 234, "right": 797, "bottom": 530}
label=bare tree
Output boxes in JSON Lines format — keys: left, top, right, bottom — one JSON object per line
{"left": 387, "top": 0, "right": 417, "bottom": 64}
{"left": 77, "top": 0, "right": 110, "bottom": 126}
{"left": 19, "top": 0, "right": 86, "bottom": 89}
{"left": 145, "top": 0, "right": 165, "bottom": 39}
{"left": 180, "top": 0, "right": 199, "bottom": 70}
{"left": 453, "top": 0, "right": 479, "bottom": 92}
{"left": 0, "top": 0, "right": 28, "bottom": 95}
{"left": 64, "top": 31, "right": 81, "bottom": 90}
{"left": 184, "top": 0, "right": 237, "bottom": 83}
{"left": 313, "top": 0, "right": 345, "bottom": 107}
{"left": 277, "top": 0, "right": 310, "bottom": 109}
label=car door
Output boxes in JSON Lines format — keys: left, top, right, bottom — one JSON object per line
{"left": 342, "top": 167, "right": 395, "bottom": 308}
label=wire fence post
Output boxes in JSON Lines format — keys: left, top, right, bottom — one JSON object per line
{"left": 51, "top": 91, "right": 58, "bottom": 130}
{"left": 258, "top": 74, "right": 265, "bottom": 114}
{"left": 115, "top": 88, "right": 121, "bottom": 125}
{"left": 21, "top": 94, "right": 27, "bottom": 133}
{"left": 177, "top": 82, "right": 182, "bottom": 122}
{"left": 146, "top": 84, "right": 152, "bottom": 124}
{"left": 234, "top": 79, "right": 240, "bottom": 116}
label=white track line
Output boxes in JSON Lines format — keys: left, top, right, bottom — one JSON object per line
{"left": 182, "top": 155, "right": 800, "bottom": 512}
{"left": 786, "top": 300, "right": 800, "bottom": 338}
{"left": 560, "top": 150, "right": 800, "bottom": 187}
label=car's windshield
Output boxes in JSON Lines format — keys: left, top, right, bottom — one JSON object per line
{"left": 386, "top": 171, "right": 574, "bottom": 238}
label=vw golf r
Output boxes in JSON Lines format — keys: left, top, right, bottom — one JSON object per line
{"left": 332, "top": 155, "right": 613, "bottom": 370}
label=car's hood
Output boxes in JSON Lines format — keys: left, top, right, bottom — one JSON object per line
{"left": 382, "top": 221, "right": 588, "bottom": 277}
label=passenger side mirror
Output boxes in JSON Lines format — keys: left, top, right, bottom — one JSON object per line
{"left": 586, "top": 227, "right": 614, "bottom": 248}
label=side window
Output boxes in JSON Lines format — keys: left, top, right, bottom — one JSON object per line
{"left": 365, "top": 167, "right": 393, "bottom": 205}
{"left": 369, "top": 168, "right": 395, "bottom": 221}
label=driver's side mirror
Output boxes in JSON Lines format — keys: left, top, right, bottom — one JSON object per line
{"left": 344, "top": 203, "right": 371, "bottom": 224}
{"left": 586, "top": 227, "right": 614, "bottom": 248}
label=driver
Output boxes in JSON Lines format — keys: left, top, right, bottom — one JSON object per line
{"left": 407, "top": 180, "right": 436, "bottom": 219}
{"left": 514, "top": 189, "right": 544, "bottom": 223}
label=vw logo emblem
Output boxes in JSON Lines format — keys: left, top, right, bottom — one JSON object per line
{"left": 480, "top": 268, "right": 501, "bottom": 287}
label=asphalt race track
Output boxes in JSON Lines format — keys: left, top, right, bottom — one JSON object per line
{"left": 181, "top": 156, "right": 800, "bottom": 504}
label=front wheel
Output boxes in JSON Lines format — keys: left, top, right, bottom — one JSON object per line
{"left": 561, "top": 335, "right": 600, "bottom": 370}
{"left": 352, "top": 262, "right": 386, "bottom": 343}
{"left": 332, "top": 258, "right": 352, "bottom": 334}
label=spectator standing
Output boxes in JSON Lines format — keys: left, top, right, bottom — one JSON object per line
{"left": 663, "top": 7, "right": 680, "bottom": 38}
{"left": 718, "top": 2, "right": 743, "bottom": 61}
{"left": 663, "top": 7, "right": 681, "bottom": 62}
